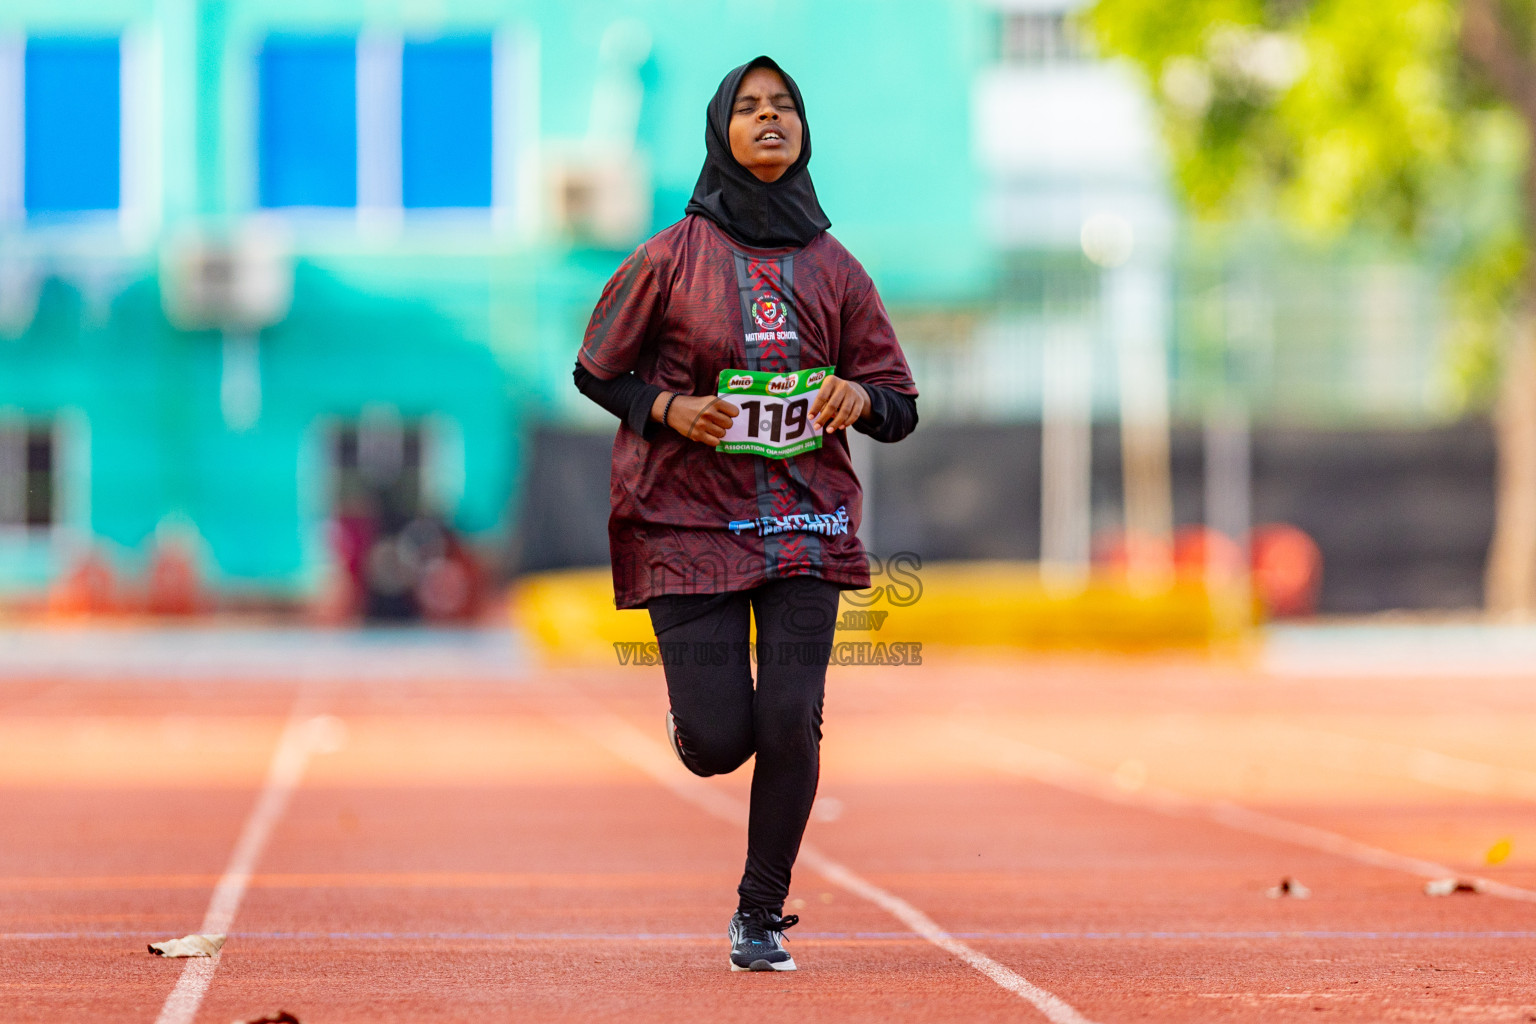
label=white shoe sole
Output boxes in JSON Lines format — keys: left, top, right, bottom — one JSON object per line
{"left": 730, "top": 956, "right": 797, "bottom": 972}
{"left": 666, "top": 711, "right": 686, "bottom": 766}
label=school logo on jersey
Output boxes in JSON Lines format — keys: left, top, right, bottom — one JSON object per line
{"left": 751, "top": 294, "right": 787, "bottom": 331}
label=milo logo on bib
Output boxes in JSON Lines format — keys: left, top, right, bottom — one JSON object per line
{"left": 714, "top": 366, "right": 833, "bottom": 459}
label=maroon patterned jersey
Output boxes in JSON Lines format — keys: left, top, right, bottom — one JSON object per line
{"left": 578, "top": 215, "right": 918, "bottom": 608}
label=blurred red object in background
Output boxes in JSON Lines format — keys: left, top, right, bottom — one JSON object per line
{"left": 145, "top": 542, "right": 203, "bottom": 616}
{"left": 313, "top": 513, "right": 376, "bottom": 624}
{"left": 47, "top": 551, "right": 119, "bottom": 618}
{"left": 1094, "top": 522, "right": 1321, "bottom": 619}
{"left": 415, "top": 535, "right": 486, "bottom": 624}
{"left": 1172, "top": 525, "right": 1246, "bottom": 584}
{"left": 1250, "top": 523, "right": 1323, "bottom": 618}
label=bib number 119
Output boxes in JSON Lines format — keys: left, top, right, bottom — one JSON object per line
{"left": 714, "top": 365, "right": 830, "bottom": 459}
{"left": 738, "top": 396, "right": 810, "bottom": 444}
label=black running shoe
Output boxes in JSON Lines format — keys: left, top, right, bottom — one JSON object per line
{"left": 728, "top": 908, "right": 798, "bottom": 972}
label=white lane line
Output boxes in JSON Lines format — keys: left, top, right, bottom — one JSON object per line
{"left": 153, "top": 712, "right": 345, "bottom": 1024}
{"left": 803, "top": 850, "right": 1099, "bottom": 1023}
{"left": 551, "top": 701, "right": 1100, "bottom": 1024}
{"left": 950, "top": 722, "right": 1536, "bottom": 905}
{"left": 1294, "top": 726, "right": 1536, "bottom": 802}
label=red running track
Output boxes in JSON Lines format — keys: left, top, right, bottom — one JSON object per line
{"left": 3, "top": 642, "right": 1536, "bottom": 1022}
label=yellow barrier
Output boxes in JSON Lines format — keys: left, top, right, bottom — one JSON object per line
{"left": 511, "top": 562, "right": 1257, "bottom": 664}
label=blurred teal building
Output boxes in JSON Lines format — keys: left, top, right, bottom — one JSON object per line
{"left": 0, "top": 0, "right": 1452, "bottom": 603}
{"left": 0, "top": 0, "right": 1001, "bottom": 600}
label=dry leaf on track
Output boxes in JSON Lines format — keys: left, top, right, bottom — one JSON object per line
{"left": 147, "top": 933, "right": 226, "bottom": 957}
{"left": 1265, "top": 877, "right": 1311, "bottom": 898}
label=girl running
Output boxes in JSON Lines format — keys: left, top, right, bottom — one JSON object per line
{"left": 573, "top": 55, "right": 918, "bottom": 972}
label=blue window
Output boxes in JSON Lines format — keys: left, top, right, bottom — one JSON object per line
{"left": 259, "top": 38, "right": 356, "bottom": 208}
{"left": 401, "top": 38, "right": 493, "bottom": 208}
{"left": 24, "top": 38, "right": 120, "bottom": 213}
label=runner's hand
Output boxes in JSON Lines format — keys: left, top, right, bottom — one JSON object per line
{"left": 667, "top": 395, "right": 739, "bottom": 446}
{"left": 809, "top": 375, "right": 870, "bottom": 432}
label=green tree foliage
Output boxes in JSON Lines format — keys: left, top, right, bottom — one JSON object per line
{"left": 1087, "top": 0, "right": 1528, "bottom": 406}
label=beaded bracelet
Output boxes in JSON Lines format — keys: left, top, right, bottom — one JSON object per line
{"left": 662, "top": 392, "right": 679, "bottom": 430}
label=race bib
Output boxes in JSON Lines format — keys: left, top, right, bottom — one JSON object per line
{"left": 714, "top": 366, "right": 833, "bottom": 459}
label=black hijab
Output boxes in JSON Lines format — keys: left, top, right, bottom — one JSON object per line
{"left": 684, "top": 56, "right": 831, "bottom": 249}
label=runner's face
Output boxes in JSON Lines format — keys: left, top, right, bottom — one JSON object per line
{"left": 728, "top": 67, "right": 802, "bottom": 183}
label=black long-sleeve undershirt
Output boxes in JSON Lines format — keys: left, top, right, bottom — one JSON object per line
{"left": 856, "top": 379, "right": 919, "bottom": 443}
{"left": 572, "top": 360, "right": 918, "bottom": 444}
{"left": 573, "top": 361, "right": 666, "bottom": 440}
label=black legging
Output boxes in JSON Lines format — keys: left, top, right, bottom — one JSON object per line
{"left": 647, "top": 576, "right": 841, "bottom": 916}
